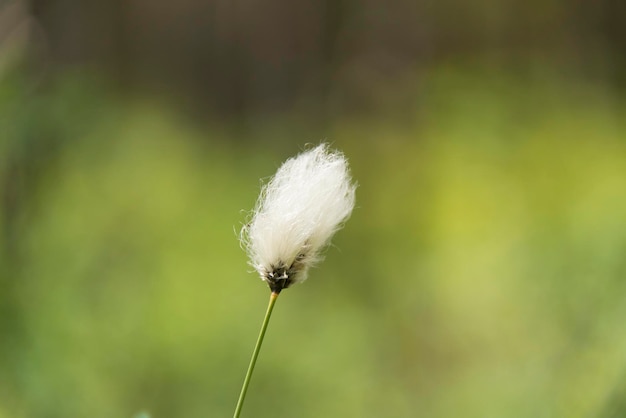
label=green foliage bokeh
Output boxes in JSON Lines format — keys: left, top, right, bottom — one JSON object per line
{"left": 1, "top": 70, "right": 626, "bottom": 418}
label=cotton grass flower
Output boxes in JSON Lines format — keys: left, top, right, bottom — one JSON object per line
{"left": 233, "top": 144, "right": 356, "bottom": 418}
{"left": 241, "top": 143, "right": 356, "bottom": 292}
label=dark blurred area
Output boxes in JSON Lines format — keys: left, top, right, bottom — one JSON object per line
{"left": 25, "top": 0, "right": 626, "bottom": 117}
{"left": 2, "top": 1, "right": 626, "bottom": 417}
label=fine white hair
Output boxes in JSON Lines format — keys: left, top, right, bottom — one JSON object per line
{"left": 241, "top": 144, "right": 356, "bottom": 292}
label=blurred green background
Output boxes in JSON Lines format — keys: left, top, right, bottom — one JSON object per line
{"left": 2, "top": 0, "right": 626, "bottom": 417}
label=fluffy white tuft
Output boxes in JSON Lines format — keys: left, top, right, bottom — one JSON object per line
{"left": 241, "top": 144, "right": 356, "bottom": 291}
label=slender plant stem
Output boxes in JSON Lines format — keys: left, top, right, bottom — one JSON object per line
{"left": 233, "top": 291, "right": 279, "bottom": 418}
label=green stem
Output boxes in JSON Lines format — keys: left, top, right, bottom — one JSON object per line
{"left": 233, "top": 291, "right": 279, "bottom": 418}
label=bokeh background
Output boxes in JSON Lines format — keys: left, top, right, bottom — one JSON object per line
{"left": 2, "top": 0, "right": 626, "bottom": 417}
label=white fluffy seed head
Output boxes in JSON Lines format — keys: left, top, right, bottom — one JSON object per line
{"left": 241, "top": 144, "right": 356, "bottom": 292}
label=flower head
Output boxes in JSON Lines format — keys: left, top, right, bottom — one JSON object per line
{"left": 241, "top": 144, "right": 356, "bottom": 293}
